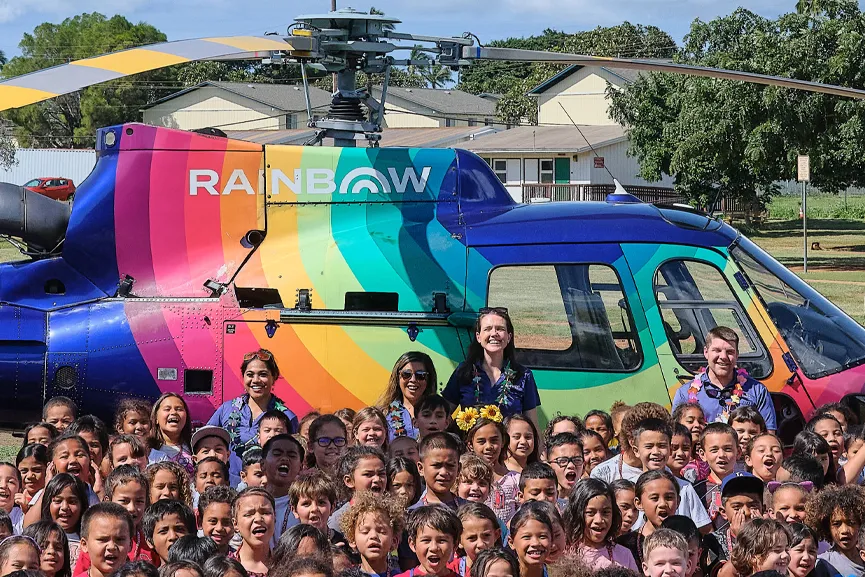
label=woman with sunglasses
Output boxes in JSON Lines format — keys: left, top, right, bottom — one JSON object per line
{"left": 442, "top": 308, "right": 543, "bottom": 437}
{"left": 376, "top": 352, "right": 438, "bottom": 441}
{"left": 207, "top": 349, "right": 299, "bottom": 485}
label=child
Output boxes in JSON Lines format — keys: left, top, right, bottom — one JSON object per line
{"left": 298, "top": 411, "right": 322, "bottom": 443}
{"left": 40, "top": 473, "right": 90, "bottom": 568}
{"left": 23, "top": 423, "right": 59, "bottom": 448}
{"left": 166, "top": 535, "right": 217, "bottom": 565}
{"left": 289, "top": 470, "right": 341, "bottom": 543}
{"left": 239, "top": 447, "right": 265, "bottom": 489}
{"left": 414, "top": 395, "right": 451, "bottom": 439}
{"left": 507, "top": 501, "right": 553, "bottom": 577}
{"left": 262, "top": 434, "right": 305, "bottom": 545}
{"left": 518, "top": 462, "right": 558, "bottom": 505}
{"left": 546, "top": 433, "right": 584, "bottom": 499}
{"left": 457, "top": 453, "right": 493, "bottom": 504}
{"left": 818, "top": 404, "right": 859, "bottom": 433}
{"left": 565, "top": 478, "right": 638, "bottom": 570}
{"left": 610, "top": 403, "right": 632, "bottom": 454}
{"left": 0, "top": 510, "right": 11, "bottom": 540}
{"left": 619, "top": 471, "right": 680, "bottom": 567}
{"left": 702, "top": 472, "right": 765, "bottom": 574}
{"left": 230, "top": 488, "right": 276, "bottom": 577}
{"left": 191, "top": 426, "right": 231, "bottom": 465}
{"left": 641, "top": 529, "right": 689, "bottom": 577}
{"left": 339, "top": 491, "right": 403, "bottom": 577}
{"left": 44, "top": 397, "right": 78, "bottom": 433}
{"left": 330, "top": 446, "right": 387, "bottom": 534}
{"left": 352, "top": 407, "right": 389, "bottom": 453}
{"left": 729, "top": 519, "right": 790, "bottom": 576}
{"left": 197, "top": 485, "right": 236, "bottom": 556}
{"left": 768, "top": 482, "right": 809, "bottom": 525}
{"left": 585, "top": 410, "right": 615, "bottom": 450}
{"left": 786, "top": 523, "right": 818, "bottom": 577}
{"left": 259, "top": 410, "right": 292, "bottom": 447}
{"left": 793, "top": 431, "right": 835, "bottom": 485}
{"left": 807, "top": 484, "right": 865, "bottom": 577}
{"left": 0, "top": 534, "right": 41, "bottom": 574}
{"left": 334, "top": 408, "right": 356, "bottom": 441}
{"left": 271, "top": 524, "right": 330, "bottom": 566}
{"left": 534, "top": 501, "right": 566, "bottom": 563}
{"left": 579, "top": 430, "right": 610, "bottom": 479}
{"left": 142, "top": 499, "right": 196, "bottom": 565}
{"left": 729, "top": 407, "right": 767, "bottom": 459}
{"left": 113, "top": 560, "right": 160, "bottom": 577}
{"left": 0, "top": 462, "right": 22, "bottom": 533}
{"left": 591, "top": 403, "right": 668, "bottom": 484}
{"left": 67, "top": 416, "right": 110, "bottom": 474}
{"left": 413, "top": 432, "right": 465, "bottom": 510}
{"left": 504, "top": 415, "right": 539, "bottom": 474}
{"left": 76, "top": 503, "right": 133, "bottom": 577}
{"left": 203, "top": 557, "right": 246, "bottom": 577}
{"left": 776, "top": 455, "right": 825, "bottom": 491}
{"left": 470, "top": 548, "right": 519, "bottom": 577}
{"left": 691, "top": 423, "right": 739, "bottom": 526}
{"left": 671, "top": 403, "right": 706, "bottom": 453}
{"left": 159, "top": 561, "right": 203, "bottom": 577}
{"left": 114, "top": 399, "right": 166, "bottom": 465}
{"left": 387, "top": 457, "right": 422, "bottom": 508}
{"left": 807, "top": 414, "right": 847, "bottom": 472}
{"left": 453, "top": 503, "right": 501, "bottom": 577}
{"left": 744, "top": 434, "right": 782, "bottom": 483}
{"left": 306, "top": 415, "right": 348, "bottom": 477}
{"left": 661, "top": 516, "right": 702, "bottom": 577}
{"left": 193, "top": 457, "right": 229, "bottom": 498}
{"left": 399, "top": 505, "right": 462, "bottom": 577}
{"left": 108, "top": 435, "right": 148, "bottom": 472}
{"left": 668, "top": 425, "right": 692, "bottom": 479}
{"left": 390, "top": 437, "right": 420, "bottom": 465}
{"left": 150, "top": 393, "right": 194, "bottom": 477}
{"left": 23, "top": 520, "right": 70, "bottom": 577}
{"left": 545, "top": 416, "right": 584, "bottom": 443}
{"left": 277, "top": 556, "right": 334, "bottom": 577}
{"left": 611, "top": 479, "right": 638, "bottom": 536}
{"left": 144, "top": 462, "right": 192, "bottom": 508}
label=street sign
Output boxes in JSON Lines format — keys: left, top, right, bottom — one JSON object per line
{"left": 594, "top": 157, "right": 605, "bottom": 169}
{"left": 798, "top": 155, "right": 810, "bottom": 182}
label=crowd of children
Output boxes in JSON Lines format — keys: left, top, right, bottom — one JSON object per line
{"left": 1, "top": 372, "right": 865, "bottom": 577}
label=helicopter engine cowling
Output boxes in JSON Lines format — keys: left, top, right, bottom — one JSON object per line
{"left": 0, "top": 182, "right": 70, "bottom": 256}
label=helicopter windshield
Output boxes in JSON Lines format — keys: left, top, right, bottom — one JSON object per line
{"left": 731, "top": 236, "right": 865, "bottom": 379}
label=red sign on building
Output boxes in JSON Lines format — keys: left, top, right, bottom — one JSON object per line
{"left": 594, "top": 157, "right": 605, "bottom": 168}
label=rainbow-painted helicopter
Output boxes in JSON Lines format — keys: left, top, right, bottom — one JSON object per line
{"left": 1, "top": 9, "right": 864, "bottom": 440}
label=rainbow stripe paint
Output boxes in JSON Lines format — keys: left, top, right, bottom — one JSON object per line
{"left": 0, "top": 122, "right": 863, "bottom": 427}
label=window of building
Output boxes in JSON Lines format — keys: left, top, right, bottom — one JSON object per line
{"left": 488, "top": 264, "right": 641, "bottom": 371}
{"left": 540, "top": 159, "right": 554, "bottom": 184}
{"left": 492, "top": 159, "right": 508, "bottom": 183}
{"left": 468, "top": 118, "right": 478, "bottom": 127}
{"left": 446, "top": 118, "right": 455, "bottom": 127}
{"left": 654, "top": 259, "right": 771, "bottom": 378}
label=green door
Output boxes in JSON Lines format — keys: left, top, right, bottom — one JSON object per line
{"left": 554, "top": 157, "right": 570, "bottom": 184}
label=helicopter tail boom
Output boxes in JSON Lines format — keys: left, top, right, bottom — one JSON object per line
{"left": 0, "top": 182, "right": 70, "bottom": 256}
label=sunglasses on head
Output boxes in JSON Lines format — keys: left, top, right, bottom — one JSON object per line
{"left": 400, "top": 370, "right": 428, "bottom": 382}
{"left": 479, "top": 307, "right": 509, "bottom": 317}
{"left": 243, "top": 350, "right": 273, "bottom": 362}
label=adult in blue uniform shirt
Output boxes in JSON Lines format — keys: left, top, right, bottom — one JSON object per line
{"left": 208, "top": 349, "right": 299, "bottom": 484}
{"left": 442, "top": 307, "right": 542, "bottom": 437}
{"left": 672, "top": 326, "right": 777, "bottom": 432}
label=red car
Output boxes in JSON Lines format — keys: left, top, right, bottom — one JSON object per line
{"left": 23, "top": 177, "right": 76, "bottom": 201}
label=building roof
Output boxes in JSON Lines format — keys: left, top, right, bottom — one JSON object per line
{"left": 528, "top": 65, "right": 644, "bottom": 95}
{"left": 144, "top": 81, "right": 333, "bottom": 113}
{"left": 224, "top": 126, "right": 500, "bottom": 148}
{"left": 463, "top": 124, "right": 627, "bottom": 154}
{"left": 371, "top": 86, "right": 496, "bottom": 116}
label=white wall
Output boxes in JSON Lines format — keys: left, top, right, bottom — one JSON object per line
{"left": 572, "top": 140, "right": 674, "bottom": 186}
{"left": 0, "top": 149, "right": 96, "bottom": 187}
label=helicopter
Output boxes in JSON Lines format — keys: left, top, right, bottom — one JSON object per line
{"left": 0, "top": 9, "right": 864, "bottom": 442}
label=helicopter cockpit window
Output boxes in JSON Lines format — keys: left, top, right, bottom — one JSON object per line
{"left": 488, "top": 264, "right": 641, "bottom": 371}
{"left": 654, "top": 260, "right": 772, "bottom": 379}
{"left": 731, "top": 237, "right": 865, "bottom": 379}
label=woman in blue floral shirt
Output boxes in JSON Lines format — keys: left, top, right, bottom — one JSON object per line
{"left": 208, "top": 349, "right": 299, "bottom": 484}
{"left": 376, "top": 351, "right": 438, "bottom": 441}
{"left": 442, "top": 308, "right": 543, "bottom": 438}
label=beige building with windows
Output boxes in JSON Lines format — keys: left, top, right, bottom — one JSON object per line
{"left": 528, "top": 65, "right": 639, "bottom": 126}
{"left": 370, "top": 86, "right": 498, "bottom": 128}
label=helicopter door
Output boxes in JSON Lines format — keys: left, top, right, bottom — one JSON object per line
{"left": 470, "top": 243, "right": 667, "bottom": 420}
{"left": 621, "top": 244, "right": 782, "bottom": 411}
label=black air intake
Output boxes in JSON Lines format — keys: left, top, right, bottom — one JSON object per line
{"left": 0, "top": 182, "right": 71, "bottom": 255}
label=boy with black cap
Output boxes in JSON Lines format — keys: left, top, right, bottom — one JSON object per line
{"left": 702, "top": 472, "right": 765, "bottom": 576}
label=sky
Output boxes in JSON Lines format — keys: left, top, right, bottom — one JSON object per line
{"left": 0, "top": 0, "right": 810, "bottom": 60}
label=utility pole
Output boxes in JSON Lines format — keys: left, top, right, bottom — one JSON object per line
{"left": 331, "top": 0, "right": 337, "bottom": 91}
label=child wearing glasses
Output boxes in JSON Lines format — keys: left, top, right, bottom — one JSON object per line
{"left": 377, "top": 352, "right": 438, "bottom": 441}
{"left": 305, "top": 415, "right": 348, "bottom": 477}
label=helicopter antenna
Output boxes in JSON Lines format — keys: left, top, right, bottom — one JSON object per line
{"left": 557, "top": 102, "right": 626, "bottom": 192}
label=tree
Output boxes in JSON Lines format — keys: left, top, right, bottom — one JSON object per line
{"left": 1, "top": 13, "right": 173, "bottom": 148}
{"left": 608, "top": 5, "right": 865, "bottom": 210}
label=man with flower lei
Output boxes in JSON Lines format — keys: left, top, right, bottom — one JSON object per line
{"left": 672, "top": 326, "right": 777, "bottom": 432}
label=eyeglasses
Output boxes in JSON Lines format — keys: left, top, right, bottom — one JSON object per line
{"left": 400, "top": 370, "right": 428, "bottom": 382}
{"left": 550, "top": 456, "right": 584, "bottom": 469}
{"left": 243, "top": 350, "right": 273, "bottom": 362}
{"left": 479, "top": 307, "right": 509, "bottom": 317}
{"left": 316, "top": 436, "right": 347, "bottom": 448}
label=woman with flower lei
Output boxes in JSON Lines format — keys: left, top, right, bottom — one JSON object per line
{"left": 442, "top": 307, "right": 543, "bottom": 446}
{"left": 207, "top": 349, "right": 299, "bottom": 484}
{"left": 376, "top": 351, "right": 437, "bottom": 441}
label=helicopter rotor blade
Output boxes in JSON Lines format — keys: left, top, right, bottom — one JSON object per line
{"left": 0, "top": 35, "right": 313, "bottom": 112}
{"left": 464, "top": 46, "right": 865, "bottom": 100}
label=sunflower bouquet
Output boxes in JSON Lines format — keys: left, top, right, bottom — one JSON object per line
{"left": 454, "top": 404, "right": 503, "bottom": 431}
